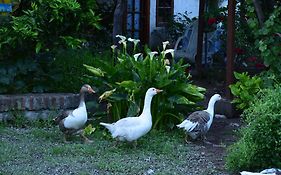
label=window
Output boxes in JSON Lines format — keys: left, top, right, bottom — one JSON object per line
{"left": 126, "top": 0, "right": 141, "bottom": 38}
{"left": 156, "top": 0, "right": 174, "bottom": 27}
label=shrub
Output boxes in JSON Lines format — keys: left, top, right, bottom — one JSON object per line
{"left": 226, "top": 87, "right": 281, "bottom": 173}
{"left": 85, "top": 37, "right": 205, "bottom": 129}
{"left": 51, "top": 49, "right": 111, "bottom": 93}
{"left": 0, "top": 0, "right": 101, "bottom": 58}
{"left": 245, "top": 3, "right": 281, "bottom": 76}
{"left": 229, "top": 72, "right": 262, "bottom": 110}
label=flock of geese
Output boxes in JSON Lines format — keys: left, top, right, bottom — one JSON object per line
{"left": 53, "top": 84, "right": 221, "bottom": 145}
{"left": 53, "top": 84, "right": 280, "bottom": 175}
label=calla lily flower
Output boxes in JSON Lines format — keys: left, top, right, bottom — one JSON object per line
{"left": 116, "top": 35, "right": 126, "bottom": 41}
{"left": 111, "top": 45, "right": 117, "bottom": 52}
{"left": 148, "top": 51, "right": 158, "bottom": 60}
{"left": 164, "top": 59, "right": 170, "bottom": 65}
{"left": 128, "top": 38, "right": 140, "bottom": 46}
{"left": 162, "top": 41, "right": 169, "bottom": 50}
{"left": 165, "top": 65, "right": 171, "bottom": 73}
{"left": 133, "top": 53, "right": 142, "bottom": 61}
{"left": 163, "top": 49, "right": 174, "bottom": 58}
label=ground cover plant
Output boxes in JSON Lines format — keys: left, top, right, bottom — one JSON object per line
{"left": 0, "top": 117, "right": 235, "bottom": 175}
{"left": 226, "top": 86, "right": 281, "bottom": 173}
{"left": 84, "top": 37, "right": 205, "bottom": 129}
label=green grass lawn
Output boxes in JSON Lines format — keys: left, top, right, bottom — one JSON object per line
{"left": 0, "top": 124, "right": 229, "bottom": 175}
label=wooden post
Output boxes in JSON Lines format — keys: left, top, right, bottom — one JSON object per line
{"left": 195, "top": 0, "right": 205, "bottom": 76}
{"left": 226, "top": 0, "right": 236, "bottom": 99}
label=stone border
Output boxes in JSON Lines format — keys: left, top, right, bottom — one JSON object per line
{"left": 0, "top": 93, "right": 80, "bottom": 121}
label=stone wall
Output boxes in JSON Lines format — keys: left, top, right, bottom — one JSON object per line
{"left": 0, "top": 93, "right": 80, "bottom": 121}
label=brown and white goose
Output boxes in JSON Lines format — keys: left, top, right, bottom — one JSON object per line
{"left": 53, "top": 84, "right": 95, "bottom": 143}
{"left": 177, "top": 94, "right": 222, "bottom": 143}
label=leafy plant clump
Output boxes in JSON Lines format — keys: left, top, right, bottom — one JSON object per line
{"left": 85, "top": 36, "right": 205, "bottom": 129}
{"left": 245, "top": 3, "right": 281, "bottom": 76}
{"left": 226, "top": 87, "right": 281, "bottom": 173}
{"left": 229, "top": 72, "right": 262, "bottom": 110}
{"left": 0, "top": 0, "right": 101, "bottom": 58}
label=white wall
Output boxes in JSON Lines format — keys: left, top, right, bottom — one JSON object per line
{"left": 174, "top": 0, "right": 199, "bottom": 19}
{"left": 149, "top": 0, "right": 199, "bottom": 44}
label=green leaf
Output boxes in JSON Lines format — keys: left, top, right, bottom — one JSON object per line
{"left": 116, "top": 80, "right": 138, "bottom": 90}
{"left": 126, "top": 101, "right": 140, "bottom": 117}
{"left": 168, "top": 95, "right": 195, "bottom": 105}
{"left": 84, "top": 124, "right": 96, "bottom": 136}
{"left": 84, "top": 64, "right": 105, "bottom": 77}
{"left": 35, "top": 42, "right": 42, "bottom": 53}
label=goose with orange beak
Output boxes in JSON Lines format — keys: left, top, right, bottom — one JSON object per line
{"left": 100, "top": 88, "right": 162, "bottom": 145}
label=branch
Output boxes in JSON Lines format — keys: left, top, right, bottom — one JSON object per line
{"left": 252, "top": 0, "right": 265, "bottom": 27}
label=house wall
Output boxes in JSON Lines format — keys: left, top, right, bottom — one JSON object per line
{"left": 149, "top": 0, "right": 199, "bottom": 46}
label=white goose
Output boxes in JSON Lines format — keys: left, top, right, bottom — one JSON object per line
{"left": 53, "top": 84, "right": 95, "bottom": 143}
{"left": 100, "top": 87, "right": 162, "bottom": 143}
{"left": 177, "top": 94, "right": 221, "bottom": 143}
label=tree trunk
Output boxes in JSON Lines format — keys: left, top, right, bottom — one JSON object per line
{"left": 113, "top": 0, "right": 126, "bottom": 44}
{"left": 252, "top": 0, "right": 265, "bottom": 26}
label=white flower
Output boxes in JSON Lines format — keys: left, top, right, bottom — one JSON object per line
{"left": 111, "top": 45, "right": 117, "bottom": 50}
{"left": 162, "top": 41, "right": 169, "bottom": 50}
{"left": 165, "top": 66, "right": 171, "bottom": 73}
{"left": 116, "top": 35, "right": 126, "bottom": 41}
{"left": 164, "top": 59, "right": 170, "bottom": 65}
{"left": 133, "top": 53, "right": 142, "bottom": 61}
{"left": 116, "top": 35, "right": 127, "bottom": 48}
{"left": 118, "top": 40, "right": 127, "bottom": 49}
{"left": 163, "top": 49, "right": 174, "bottom": 58}
{"left": 148, "top": 51, "right": 158, "bottom": 60}
{"left": 128, "top": 38, "right": 140, "bottom": 46}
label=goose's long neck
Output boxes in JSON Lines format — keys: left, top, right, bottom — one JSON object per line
{"left": 141, "top": 94, "right": 153, "bottom": 118}
{"left": 206, "top": 97, "right": 216, "bottom": 118}
{"left": 79, "top": 92, "right": 86, "bottom": 108}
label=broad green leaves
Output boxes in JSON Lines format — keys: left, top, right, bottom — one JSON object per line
{"left": 85, "top": 38, "right": 205, "bottom": 129}
{"left": 229, "top": 72, "right": 262, "bottom": 110}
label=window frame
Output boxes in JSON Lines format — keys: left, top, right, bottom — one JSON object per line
{"left": 156, "top": 0, "right": 174, "bottom": 27}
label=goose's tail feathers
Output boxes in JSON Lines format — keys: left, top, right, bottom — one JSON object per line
{"left": 177, "top": 120, "right": 197, "bottom": 132}
{"left": 100, "top": 122, "right": 114, "bottom": 133}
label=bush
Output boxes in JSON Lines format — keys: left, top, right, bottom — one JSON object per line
{"left": 229, "top": 72, "right": 262, "bottom": 110}
{"left": 0, "top": 0, "right": 101, "bottom": 58}
{"left": 51, "top": 49, "right": 111, "bottom": 93}
{"left": 226, "top": 87, "right": 281, "bottom": 173}
{"left": 0, "top": 48, "right": 111, "bottom": 93}
{"left": 85, "top": 37, "right": 205, "bottom": 129}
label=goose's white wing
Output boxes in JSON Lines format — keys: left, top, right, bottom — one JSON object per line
{"left": 114, "top": 117, "right": 141, "bottom": 127}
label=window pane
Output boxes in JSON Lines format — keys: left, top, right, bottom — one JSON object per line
{"left": 134, "top": 13, "right": 140, "bottom": 30}
{"left": 159, "top": 0, "right": 172, "bottom": 7}
{"left": 127, "top": 14, "right": 133, "bottom": 30}
{"left": 135, "top": 0, "right": 140, "bottom": 12}
{"left": 158, "top": 8, "right": 172, "bottom": 23}
{"left": 128, "top": 0, "right": 133, "bottom": 12}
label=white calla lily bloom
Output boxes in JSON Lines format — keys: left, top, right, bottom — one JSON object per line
{"left": 165, "top": 66, "right": 171, "bottom": 73}
{"left": 128, "top": 38, "right": 140, "bottom": 46}
{"left": 163, "top": 49, "right": 174, "bottom": 58}
{"left": 148, "top": 51, "right": 158, "bottom": 60}
{"left": 111, "top": 45, "right": 117, "bottom": 50}
{"left": 133, "top": 53, "right": 142, "bottom": 61}
{"left": 116, "top": 35, "right": 126, "bottom": 41}
{"left": 162, "top": 41, "right": 169, "bottom": 50}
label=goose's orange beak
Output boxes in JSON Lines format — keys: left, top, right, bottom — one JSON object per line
{"left": 156, "top": 89, "right": 163, "bottom": 93}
